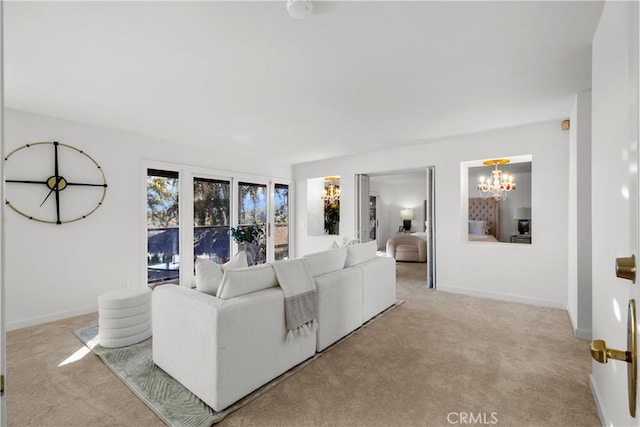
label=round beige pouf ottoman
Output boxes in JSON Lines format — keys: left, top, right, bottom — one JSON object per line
{"left": 98, "top": 288, "right": 152, "bottom": 348}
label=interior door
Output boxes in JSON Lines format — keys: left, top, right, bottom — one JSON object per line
{"left": 590, "top": 2, "right": 640, "bottom": 425}
{"left": 369, "top": 195, "right": 378, "bottom": 245}
{"left": 0, "top": 0, "right": 5, "bottom": 419}
{"left": 355, "top": 174, "right": 371, "bottom": 243}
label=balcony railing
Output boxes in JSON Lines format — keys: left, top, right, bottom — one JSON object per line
{"left": 147, "top": 223, "right": 290, "bottom": 284}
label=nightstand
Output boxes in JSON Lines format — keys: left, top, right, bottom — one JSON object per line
{"left": 510, "top": 234, "right": 531, "bottom": 244}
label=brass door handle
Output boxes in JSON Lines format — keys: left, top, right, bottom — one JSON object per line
{"left": 591, "top": 299, "right": 637, "bottom": 417}
{"left": 616, "top": 255, "right": 636, "bottom": 282}
{"left": 591, "top": 339, "right": 632, "bottom": 363}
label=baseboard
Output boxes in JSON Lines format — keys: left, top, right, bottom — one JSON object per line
{"left": 566, "top": 309, "right": 592, "bottom": 340}
{"left": 589, "top": 374, "right": 607, "bottom": 427}
{"left": 436, "top": 284, "right": 566, "bottom": 309}
{"left": 7, "top": 304, "right": 98, "bottom": 331}
{"left": 574, "top": 327, "right": 592, "bottom": 340}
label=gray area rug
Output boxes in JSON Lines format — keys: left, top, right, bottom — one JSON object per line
{"left": 74, "top": 325, "right": 222, "bottom": 426}
{"left": 74, "top": 301, "right": 402, "bottom": 427}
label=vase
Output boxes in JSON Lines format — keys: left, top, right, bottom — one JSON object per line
{"left": 238, "top": 243, "right": 255, "bottom": 265}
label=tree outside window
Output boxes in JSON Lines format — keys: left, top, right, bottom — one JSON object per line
{"left": 147, "top": 169, "right": 179, "bottom": 284}
{"left": 238, "top": 182, "right": 267, "bottom": 264}
{"left": 194, "top": 178, "right": 231, "bottom": 263}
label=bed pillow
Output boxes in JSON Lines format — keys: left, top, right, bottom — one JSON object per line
{"left": 195, "top": 251, "right": 248, "bottom": 296}
{"left": 468, "top": 220, "right": 485, "bottom": 235}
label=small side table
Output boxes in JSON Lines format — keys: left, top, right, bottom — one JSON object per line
{"left": 98, "top": 288, "right": 152, "bottom": 348}
{"left": 510, "top": 234, "right": 532, "bottom": 244}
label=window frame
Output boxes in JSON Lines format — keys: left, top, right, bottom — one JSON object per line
{"left": 273, "top": 182, "right": 290, "bottom": 261}
{"left": 193, "top": 176, "right": 233, "bottom": 264}
{"left": 146, "top": 168, "right": 181, "bottom": 285}
{"left": 141, "top": 161, "right": 293, "bottom": 287}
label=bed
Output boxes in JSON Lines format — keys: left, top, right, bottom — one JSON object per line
{"left": 468, "top": 233, "right": 499, "bottom": 242}
{"left": 468, "top": 197, "right": 500, "bottom": 242}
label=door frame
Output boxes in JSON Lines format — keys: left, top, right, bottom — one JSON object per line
{"left": 357, "top": 167, "right": 436, "bottom": 288}
{"left": 1, "top": 0, "right": 6, "bottom": 420}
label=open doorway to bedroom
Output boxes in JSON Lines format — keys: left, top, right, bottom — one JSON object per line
{"left": 355, "top": 167, "right": 435, "bottom": 288}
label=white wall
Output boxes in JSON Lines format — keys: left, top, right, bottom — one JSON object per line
{"left": 306, "top": 177, "right": 325, "bottom": 236}
{"left": 294, "top": 120, "right": 569, "bottom": 308}
{"left": 4, "top": 109, "right": 291, "bottom": 330}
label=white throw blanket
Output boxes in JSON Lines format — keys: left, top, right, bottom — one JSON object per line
{"left": 272, "top": 259, "right": 318, "bottom": 342}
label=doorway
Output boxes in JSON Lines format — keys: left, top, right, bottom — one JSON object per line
{"left": 355, "top": 167, "right": 436, "bottom": 288}
{"left": 369, "top": 195, "right": 378, "bottom": 245}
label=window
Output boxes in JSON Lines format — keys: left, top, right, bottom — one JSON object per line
{"left": 147, "top": 169, "right": 179, "bottom": 284}
{"left": 194, "top": 177, "right": 231, "bottom": 263}
{"left": 238, "top": 182, "right": 267, "bottom": 264}
{"left": 144, "top": 164, "right": 293, "bottom": 285}
{"left": 274, "top": 184, "right": 289, "bottom": 260}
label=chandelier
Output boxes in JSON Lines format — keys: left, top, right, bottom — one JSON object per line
{"left": 477, "top": 159, "right": 516, "bottom": 201}
{"left": 323, "top": 177, "right": 340, "bottom": 205}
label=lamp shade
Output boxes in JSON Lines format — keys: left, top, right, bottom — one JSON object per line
{"left": 514, "top": 207, "right": 531, "bottom": 220}
{"left": 400, "top": 209, "right": 414, "bottom": 220}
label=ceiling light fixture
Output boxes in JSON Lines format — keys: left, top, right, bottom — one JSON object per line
{"left": 477, "top": 159, "right": 516, "bottom": 201}
{"left": 287, "top": 0, "right": 313, "bottom": 19}
{"left": 322, "top": 177, "right": 340, "bottom": 205}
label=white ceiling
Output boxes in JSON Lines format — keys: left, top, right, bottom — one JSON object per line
{"left": 4, "top": 1, "right": 604, "bottom": 165}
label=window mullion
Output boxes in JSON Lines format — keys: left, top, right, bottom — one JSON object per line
{"left": 180, "top": 170, "right": 194, "bottom": 288}
{"left": 267, "top": 181, "right": 275, "bottom": 262}
{"left": 231, "top": 178, "right": 239, "bottom": 257}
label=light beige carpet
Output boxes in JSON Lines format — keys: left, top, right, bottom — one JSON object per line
{"left": 7, "top": 262, "right": 599, "bottom": 426}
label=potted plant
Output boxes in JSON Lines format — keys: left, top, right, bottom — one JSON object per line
{"left": 230, "top": 224, "right": 264, "bottom": 265}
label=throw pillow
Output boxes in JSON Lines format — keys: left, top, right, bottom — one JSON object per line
{"left": 195, "top": 258, "right": 224, "bottom": 295}
{"left": 195, "top": 251, "right": 248, "bottom": 296}
{"left": 225, "top": 250, "right": 248, "bottom": 270}
{"left": 468, "top": 220, "right": 485, "bottom": 235}
{"left": 328, "top": 237, "right": 359, "bottom": 250}
{"left": 216, "top": 263, "right": 278, "bottom": 299}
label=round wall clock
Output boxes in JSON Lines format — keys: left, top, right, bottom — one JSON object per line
{"left": 4, "top": 141, "right": 108, "bottom": 224}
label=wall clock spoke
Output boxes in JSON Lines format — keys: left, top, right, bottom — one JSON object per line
{"left": 5, "top": 179, "right": 48, "bottom": 185}
{"left": 65, "top": 182, "right": 108, "bottom": 188}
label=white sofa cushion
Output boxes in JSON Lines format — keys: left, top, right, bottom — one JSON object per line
{"left": 303, "top": 246, "right": 347, "bottom": 277}
{"left": 216, "top": 263, "right": 277, "bottom": 299}
{"left": 314, "top": 267, "right": 363, "bottom": 351}
{"left": 345, "top": 241, "right": 377, "bottom": 267}
{"left": 196, "top": 251, "right": 248, "bottom": 295}
{"left": 354, "top": 256, "right": 397, "bottom": 322}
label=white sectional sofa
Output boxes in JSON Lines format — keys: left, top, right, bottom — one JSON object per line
{"left": 303, "top": 242, "right": 397, "bottom": 351}
{"left": 152, "top": 240, "right": 396, "bottom": 412}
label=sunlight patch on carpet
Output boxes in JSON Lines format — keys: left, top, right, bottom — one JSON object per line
{"left": 59, "top": 334, "right": 98, "bottom": 367}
